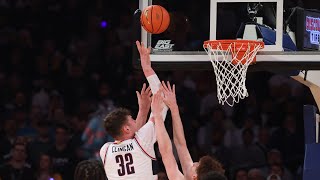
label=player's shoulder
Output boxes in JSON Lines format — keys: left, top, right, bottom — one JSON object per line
{"left": 100, "top": 142, "right": 112, "bottom": 155}
{"left": 101, "top": 142, "right": 112, "bottom": 149}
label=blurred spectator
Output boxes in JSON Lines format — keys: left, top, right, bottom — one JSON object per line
{"left": 0, "top": 1, "right": 310, "bottom": 180}
{"left": 230, "top": 128, "right": 265, "bottom": 168}
{"left": 248, "top": 168, "right": 264, "bottom": 180}
{"left": 15, "top": 107, "right": 38, "bottom": 141}
{"left": 267, "top": 164, "right": 286, "bottom": 180}
{"left": 48, "top": 123, "right": 76, "bottom": 180}
{"left": 0, "top": 142, "right": 35, "bottom": 180}
{"left": 81, "top": 105, "right": 114, "bottom": 159}
{"left": 259, "top": 99, "right": 276, "bottom": 128}
{"left": 34, "top": 153, "right": 62, "bottom": 180}
{"left": 197, "top": 76, "right": 233, "bottom": 118}
{"left": 267, "top": 174, "right": 281, "bottom": 180}
{"left": 259, "top": 149, "right": 293, "bottom": 180}
{"left": 69, "top": 114, "right": 88, "bottom": 161}
{"left": 255, "top": 127, "right": 272, "bottom": 162}
{"left": 31, "top": 89, "right": 50, "bottom": 116}
{"left": 270, "top": 113, "right": 304, "bottom": 171}
{"left": 225, "top": 116, "right": 259, "bottom": 148}
{"left": 197, "top": 106, "right": 228, "bottom": 150}
{"left": 47, "top": 91, "right": 64, "bottom": 122}
{"left": 0, "top": 117, "right": 17, "bottom": 163}
{"left": 49, "top": 107, "right": 66, "bottom": 124}
{"left": 28, "top": 121, "right": 53, "bottom": 167}
{"left": 5, "top": 90, "right": 28, "bottom": 111}
{"left": 80, "top": 80, "right": 115, "bottom": 159}
{"left": 233, "top": 93, "right": 260, "bottom": 125}
{"left": 234, "top": 168, "right": 248, "bottom": 180}
{"left": 205, "top": 127, "right": 230, "bottom": 170}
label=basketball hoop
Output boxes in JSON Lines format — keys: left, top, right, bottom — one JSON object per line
{"left": 203, "top": 40, "right": 264, "bottom": 106}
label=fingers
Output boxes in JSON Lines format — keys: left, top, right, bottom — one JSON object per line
{"left": 166, "top": 81, "right": 172, "bottom": 91}
{"left": 136, "top": 41, "right": 151, "bottom": 55}
{"left": 173, "top": 84, "right": 175, "bottom": 93}
{"left": 141, "top": 83, "right": 146, "bottom": 92}
{"left": 161, "top": 81, "right": 169, "bottom": 92}
{"left": 136, "top": 41, "right": 141, "bottom": 53}
{"left": 141, "top": 42, "right": 146, "bottom": 54}
{"left": 147, "top": 87, "right": 152, "bottom": 97}
{"left": 136, "top": 91, "right": 141, "bottom": 99}
{"left": 140, "top": 84, "right": 152, "bottom": 98}
{"left": 136, "top": 40, "right": 147, "bottom": 54}
{"left": 161, "top": 81, "right": 174, "bottom": 93}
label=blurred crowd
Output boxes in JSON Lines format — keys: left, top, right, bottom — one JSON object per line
{"left": 0, "top": 0, "right": 318, "bottom": 180}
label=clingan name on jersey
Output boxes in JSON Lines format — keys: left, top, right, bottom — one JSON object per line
{"left": 153, "top": 40, "right": 174, "bottom": 51}
{"left": 112, "top": 143, "right": 134, "bottom": 153}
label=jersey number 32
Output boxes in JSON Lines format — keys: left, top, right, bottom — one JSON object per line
{"left": 115, "top": 153, "right": 135, "bottom": 176}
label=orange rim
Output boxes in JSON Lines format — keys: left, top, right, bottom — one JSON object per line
{"left": 203, "top": 40, "right": 264, "bottom": 51}
{"left": 204, "top": 40, "right": 265, "bottom": 64}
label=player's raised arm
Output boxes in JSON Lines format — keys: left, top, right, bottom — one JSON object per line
{"left": 136, "top": 40, "right": 168, "bottom": 122}
{"left": 136, "top": 40, "right": 155, "bottom": 77}
{"left": 135, "top": 40, "right": 161, "bottom": 93}
{"left": 151, "top": 91, "right": 184, "bottom": 180}
{"left": 135, "top": 83, "right": 152, "bottom": 129}
{"left": 161, "top": 81, "right": 194, "bottom": 176}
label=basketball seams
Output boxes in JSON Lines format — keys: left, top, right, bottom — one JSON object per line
{"left": 150, "top": 5, "right": 154, "bottom": 33}
{"left": 155, "top": 5, "right": 164, "bottom": 34}
{"left": 141, "top": 5, "right": 169, "bottom": 34}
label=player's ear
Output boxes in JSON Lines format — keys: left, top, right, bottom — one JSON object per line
{"left": 122, "top": 125, "right": 130, "bottom": 134}
{"left": 192, "top": 174, "right": 197, "bottom": 180}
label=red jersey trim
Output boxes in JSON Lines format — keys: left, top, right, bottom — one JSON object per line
{"left": 134, "top": 137, "right": 157, "bottom": 160}
{"left": 103, "top": 144, "right": 110, "bottom": 165}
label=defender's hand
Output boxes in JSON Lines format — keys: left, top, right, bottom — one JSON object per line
{"left": 137, "top": 83, "right": 152, "bottom": 111}
{"left": 151, "top": 91, "right": 164, "bottom": 117}
{"left": 161, "top": 81, "right": 178, "bottom": 110}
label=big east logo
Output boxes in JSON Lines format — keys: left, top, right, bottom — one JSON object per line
{"left": 306, "top": 16, "right": 320, "bottom": 45}
{"left": 154, "top": 40, "right": 174, "bottom": 51}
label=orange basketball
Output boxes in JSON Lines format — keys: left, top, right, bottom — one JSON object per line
{"left": 140, "top": 5, "right": 170, "bottom": 34}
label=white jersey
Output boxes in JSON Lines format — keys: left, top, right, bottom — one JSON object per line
{"left": 100, "top": 74, "right": 169, "bottom": 180}
{"left": 100, "top": 121, "right": 157, "bottom": 180}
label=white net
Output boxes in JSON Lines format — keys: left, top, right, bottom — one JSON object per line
{"left": 203, "top": 40, "right": 264, "bottom": 106}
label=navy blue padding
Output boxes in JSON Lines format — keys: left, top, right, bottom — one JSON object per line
{"left": 236, "top": 23, "right": 297, "bottom": 51}
{"left": 304, "top": 143, "right": 320, "bottom": 180}
{"left": 257, "top": 25, "right": 297, "bottom": 51}
{"left": 303, "top": 105, "right": 320, "bottom": 180}
{"left": 304, "top": 105, "right": 317, "bottom": 144}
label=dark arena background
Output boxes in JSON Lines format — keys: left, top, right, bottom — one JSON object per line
{"left": 0, "top": 0, "right": 320, "bottom": 180}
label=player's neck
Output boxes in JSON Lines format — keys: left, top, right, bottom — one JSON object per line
{"left": 115, "top": 134, "right": 134, "bottom": 142}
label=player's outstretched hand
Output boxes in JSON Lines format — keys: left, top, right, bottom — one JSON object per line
{"left": 151, "top": 91, "right": 164, "bottom": 117}
{"left": 136, "top": 83, "right": 152, "bottom": 112}
{"left": 136, "top": 40, "right": 151, "bottom": 69}
{"left": 161, "top": 81, "right": 178, "bottom": 110}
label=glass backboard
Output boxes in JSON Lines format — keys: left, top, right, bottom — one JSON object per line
{"left": 133, "top": 0, "right": 320, "bottom": 71}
